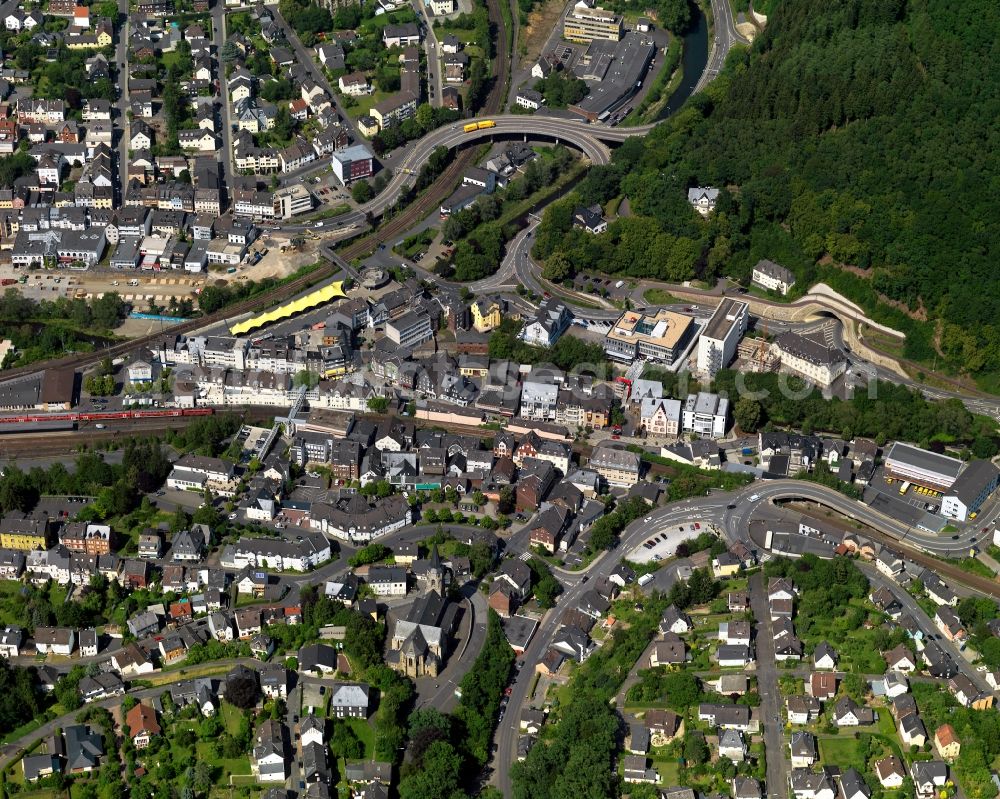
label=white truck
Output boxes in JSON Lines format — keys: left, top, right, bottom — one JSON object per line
{"left": 638, "top": 573, "right": 654, "bottom": 587}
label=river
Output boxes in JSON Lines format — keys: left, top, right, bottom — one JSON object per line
{"left": 655, "top": 5, "right": 709, "bottom": 120}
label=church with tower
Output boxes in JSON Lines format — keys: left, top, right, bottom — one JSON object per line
{"left": 386, "top": 545, "right": 459, "bottom": 679}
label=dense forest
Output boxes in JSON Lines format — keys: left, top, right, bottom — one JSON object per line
{"left": 535, "top": 0, "right": 1000, "bottom": 386}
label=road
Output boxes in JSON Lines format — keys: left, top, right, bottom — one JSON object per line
{"left": 695, "top": 0, "right": 749, "bottom": 93}
{"left": 862, "top": 567, "right": 992, "bottom": 694}
{"left": 113, "top": 0, "right": 130, "bottom": 196}
{"left": 708, "top": 479, "right": 990, "bottom": 558}
{"left": 270, "top": 7, "right": 364, "bottom": 147}
{"left": 210, "top": 4, "right": 235, "bottom": 191}
{"left": 417, "top": 2, "right": 443, "bottom": 108}
{"left": 749, "top": 571, "right": 787, "bottom": 799}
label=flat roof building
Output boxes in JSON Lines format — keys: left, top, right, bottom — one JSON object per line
{"left": 568, "top": 33, "right": 656, "bottom": 122}
{"left": 604, "top": 308, "right": 695, "bottom": 365}
{"left": 563, "top": 1, "right": 623, "bottom": 43}
{"left": 884, "top": 442, "right": 965, "bottom": 491}
{"left": 696, "top": 298, "right": 748, "bottom": 377}
{"left": 386, "top": 311, "right": 433, "bottom": 349}
{"left": 941, "top": 460, "right": 1000, "bottom": 522}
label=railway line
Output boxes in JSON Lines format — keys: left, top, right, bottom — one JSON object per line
{"left": 340, "top": 0, "right": 509, "bottom": 261}
{"left": 0, "top": 422, "right": 205, "bottom": 457}
{"left": 0, "top": 263, "right": 339, "bottom": 385}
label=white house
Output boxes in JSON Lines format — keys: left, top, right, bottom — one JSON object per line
{"left": 687, "top": 186, "right": 718, "bottom": 216}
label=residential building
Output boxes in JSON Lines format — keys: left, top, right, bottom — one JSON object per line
{"left": 521, "top": 298, "right": 572, "bottom": 347}
{"left": 687, "top": 186, "right": 718, "bottom": 216}
{"left": 126, "top": 703, "right": 160, "bottom": 749}
{"left": 934, "top": 724, "right": 960, "bottom": 759}
{"left": 752, "top": 258, "right": 796, "bottom": 295}
{"left": 696, "top": 298, "right": 748, "bottom": 377}
{"left": 771, "top": 332, "right": 848, "bottom": 387}
{"left": 682, "top": 392, "right": 728, "bottom": 438}
{"left": 588, "top": 446, "right": 641, "bottom": 488}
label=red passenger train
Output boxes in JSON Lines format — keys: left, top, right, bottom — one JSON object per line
{"left": 0, "top": 408, "right": 214, "bottom": 425}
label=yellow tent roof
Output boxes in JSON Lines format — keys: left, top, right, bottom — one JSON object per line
{"left": 229, "top": 281, "right": 347, "bottom": 335}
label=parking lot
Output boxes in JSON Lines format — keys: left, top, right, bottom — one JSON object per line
{"left": 868, "top": 465, "right": 943, "bottom": 514}
{"left": 627, "top": 519, "right": 708, "bottom": 564}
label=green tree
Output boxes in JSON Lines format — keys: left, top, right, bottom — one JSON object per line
{"left": 733, "top": 397, "right": 764, "bottom": 433}
{"left": 352, "top": 180, "right": 374, "bottom": 204}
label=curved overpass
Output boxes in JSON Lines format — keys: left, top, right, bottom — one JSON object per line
{"left": 356, "top": 118, "right": 614, "bottom": 220}
{"left": 288, "top": 116, "right": 624, "bottom": 242}
{"left": 719, "top": 479, "right": 991, "bottom": 556}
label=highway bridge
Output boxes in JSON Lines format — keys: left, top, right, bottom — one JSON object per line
{"left": 311, "top": 114, "right": 635, "bottom": 246}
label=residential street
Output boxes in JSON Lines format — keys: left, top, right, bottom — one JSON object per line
{"left": 749, "top": 571, "right": 788, "bottom": 799}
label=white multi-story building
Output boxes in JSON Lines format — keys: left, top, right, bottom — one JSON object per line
{"left": 519, "top": 381, "right": 559, "bottom": 421}
{"left": 696, "top": 298, "right": 748, "bottom": 377}
{"left": 521, "top": 298, "right": 572, "bottom": 347}
{"left": 682, "top": 392, "right": 728, "bottom": 439}
{"left": 386, "top": 311, "right": 433, "bottom": 349}
{"left": 771, "top": 332, "right": 847, "bottom": 387}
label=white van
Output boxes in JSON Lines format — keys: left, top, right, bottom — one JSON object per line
{"left": 749, "top": 494, "right": 761, "bottom": 502}
{"left": 638, "top": 573, "right": 654, "bottom": 587}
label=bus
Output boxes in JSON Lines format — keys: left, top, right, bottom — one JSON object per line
{"left": 463, "top": 122, "right": 478, "bottom": 133}
{"left": 477, "top": 120, "right": 496, "bottom": 129}
{"left": 898, "top": 481, "right": 911, "bottom": 496}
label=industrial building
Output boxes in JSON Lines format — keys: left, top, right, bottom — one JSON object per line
{"left": 568, "top": 33, "right": 655, "bottom": 122}
{"left": 696, "top": 298, "right": 748, "bottom": 377}
{"left": 883, "top": 442, "right": 965, "bottom": 492}
{"left": 604, "top": 309, "right": 695, "bottom": 366}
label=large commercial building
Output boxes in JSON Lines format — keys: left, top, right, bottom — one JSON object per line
{"left": 941, "top": 460, "right": 1000, "bottom": 522}
{"left": 696, "top": 299, "right": 748, "bottom": 377}
{"left": 563, "top": 1, "right": 623, "bottom": 43}
{"left": 883, "top": 442, "right": 965, "bottom": 492}
{"left": 771, "top": 332, "right": 847, "bottom": 387}
{"left": 604, "top": 309, "right": 695, "bottom": 366}
{"left": 567, "top": 33, "right": 656, "bottom": 122}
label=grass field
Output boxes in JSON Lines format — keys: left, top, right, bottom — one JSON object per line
{"left": 195, "top": 741, "right": 251, "bottom": 781}
{"left": 341, "top": 718, "right": 375, "bottom": 759}
{"left": 652, "top": 757, "right": 680, "bottom": 785}
{"left": 818, "top": 736, "right": 865, "bottom": 770}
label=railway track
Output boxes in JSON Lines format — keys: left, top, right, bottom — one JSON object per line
{"left": 788, "top": 501, "right": 1000, "bottom": 598}
{"left": 0, "top": 1, "right": 509, "bottom": 380}
{"left": 340, "top": 0, "right": 509, "bottom": 261}
{"left": 0, "top": 263, "right": 338, "bottom": 385}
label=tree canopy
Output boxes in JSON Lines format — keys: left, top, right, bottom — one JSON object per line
{"left": 535, "top": 0, "right": 1000, "bottom": 387}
